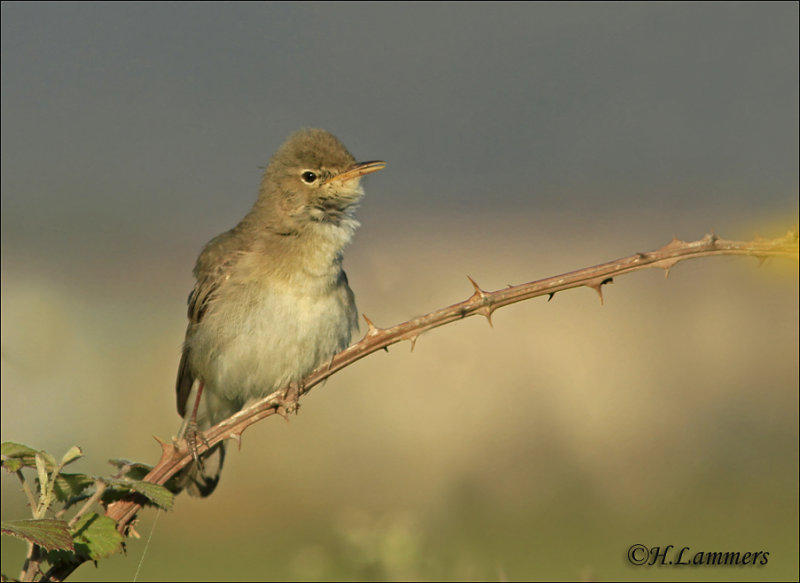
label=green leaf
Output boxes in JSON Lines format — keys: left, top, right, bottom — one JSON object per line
{"left": 1, "top": 442, "right": 39, "bottom": 460}
{"left": 2, "top": 457, "right": 23, "bottom": 472}
{"left": 104, "top": 478, "right": 174, "bottom": 511}
{"left": 52, "top": 473, "right": 95, "bottom": 502}
{"left": 60, "top": 446, "right": 84, "bottom": 467}
{"left": 1, "top": 442, "right": 56, "bottom": 472}
{"left": 70, "top": 513, "right": 124, "bottom": 560}
{"left": 35, "top": 455, "right": 50, "bottom": 498}
{"left": 1, "top": 519, "right": 74, "bottom": 552}
{"left": 108, "top": 458, "right": 153, "bottom": 481}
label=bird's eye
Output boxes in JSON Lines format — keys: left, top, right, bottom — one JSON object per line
{"left": 301, "top": 171, "right": 318, "bottom": 184}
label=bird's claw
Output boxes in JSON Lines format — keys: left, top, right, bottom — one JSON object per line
{"left": 277, "top": 381, "right": 302, "bottom": 417}
{"left": 184, "top": 421, "right": 210, "bottom": 470}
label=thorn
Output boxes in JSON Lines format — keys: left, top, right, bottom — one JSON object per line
{"left": 230, "top": 432, "right": 243, "bottom": 451}
{"left": 156, "top": 437, "right": 175, "bottom": 456}
{"left": 586, "top": 277, "right": 613, "bottom": 305}
{"left": 409, "top": 334, "right": 418, "bottom": 352}
{"left": 756, "top": 255, "right": 767, "bottom": 267}
{"left": 467, "top": 275, "right": 495, "bottom": 321}
{"left": 479, "top": 306, "right": 494, "bottom": 327}
{"left": 277, "top": 406, "right": 290, "bottom": 421}
{"left": 466, "top": 275, "right": 491, "bottom": 304}
{"left": 466, "top": 275, "right": 483, "bottom": 295}
{"left": 383, "top": 346, "right": 389, "bottom": 352}
{"left": 592, "top": 285, "right": 604, "bottom": 305}
{"left": 662, "top": 237, "right": 685, "bottom": 251}
{"left": 655, "top": 258, "right": 680, "bottom": 278}
{"left": 362, "top": 313, "right": 380, "bottom": 335}
{"left": 547, "top": 292, "right": 555, "bottom": 302}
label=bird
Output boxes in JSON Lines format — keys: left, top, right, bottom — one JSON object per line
{"left": 175, "top": 128, "right": 385, "bottom": 496}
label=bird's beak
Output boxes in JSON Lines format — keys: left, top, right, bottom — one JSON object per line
{"left": 326, "top": 160, "right": 386, "bottom": 184}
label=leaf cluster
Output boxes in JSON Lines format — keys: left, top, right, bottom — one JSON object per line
{"left": 1, "top": 442, "right": 174, "bottom": 582}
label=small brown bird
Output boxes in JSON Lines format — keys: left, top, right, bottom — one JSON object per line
{"left": 176, "top": 129, "right": 385, "bottom": 496}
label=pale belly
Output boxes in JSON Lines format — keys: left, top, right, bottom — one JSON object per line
{"left": 187, "top": 279, "right": 356, "bottom": 422}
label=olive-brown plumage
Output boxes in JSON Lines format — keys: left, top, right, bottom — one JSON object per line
{"left": 176, "top": 129, "right": 384, "bottom": 496}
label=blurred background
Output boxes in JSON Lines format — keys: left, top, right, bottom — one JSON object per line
{"left": 2, "top": 2, "right": 797, "bottom": 581}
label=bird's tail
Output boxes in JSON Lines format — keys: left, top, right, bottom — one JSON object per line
{"left": 176, "top": 442, "right": 226, "bottom": 497}
{"left": 175, "top": 378, "right": 227, "bottom": 497}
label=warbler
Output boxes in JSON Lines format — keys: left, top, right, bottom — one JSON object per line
{"left": 176, "top": 128, "right": 384, "bottom": 496}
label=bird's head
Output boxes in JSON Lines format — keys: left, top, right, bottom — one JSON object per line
{"left": 259, "top": 128, "right": 385, "bottom": 231}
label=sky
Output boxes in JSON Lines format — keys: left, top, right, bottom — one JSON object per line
{"left": 1, "top": 3, "right": 798, "bottom": 581}
{"left": 2, "top": 2, "right": 797, "bottom": 269}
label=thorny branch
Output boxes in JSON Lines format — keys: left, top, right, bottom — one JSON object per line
{"left": 45, "top": 230, "right": 798, "bottom": 581}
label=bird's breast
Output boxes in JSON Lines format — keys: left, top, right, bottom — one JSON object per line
{"left": 187, "top": 267, "right": 357, "bottom": 416}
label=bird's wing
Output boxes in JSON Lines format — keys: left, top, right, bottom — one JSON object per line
{"left": 176, "top": 230, "right": 240, "bottom": 417}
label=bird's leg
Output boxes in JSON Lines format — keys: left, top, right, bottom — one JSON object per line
{"left": 277, "top": 380, "right": 303, "bottom": 417}
{"left": 183, "top": 381, "right": 209, "bottom": 469}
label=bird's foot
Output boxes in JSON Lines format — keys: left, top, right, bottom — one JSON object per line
{"left": 184, "top": 421, "right": 210, "bottom": 470}
{"left": 276, "top": 381, "right": 303, "bottom": 418}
